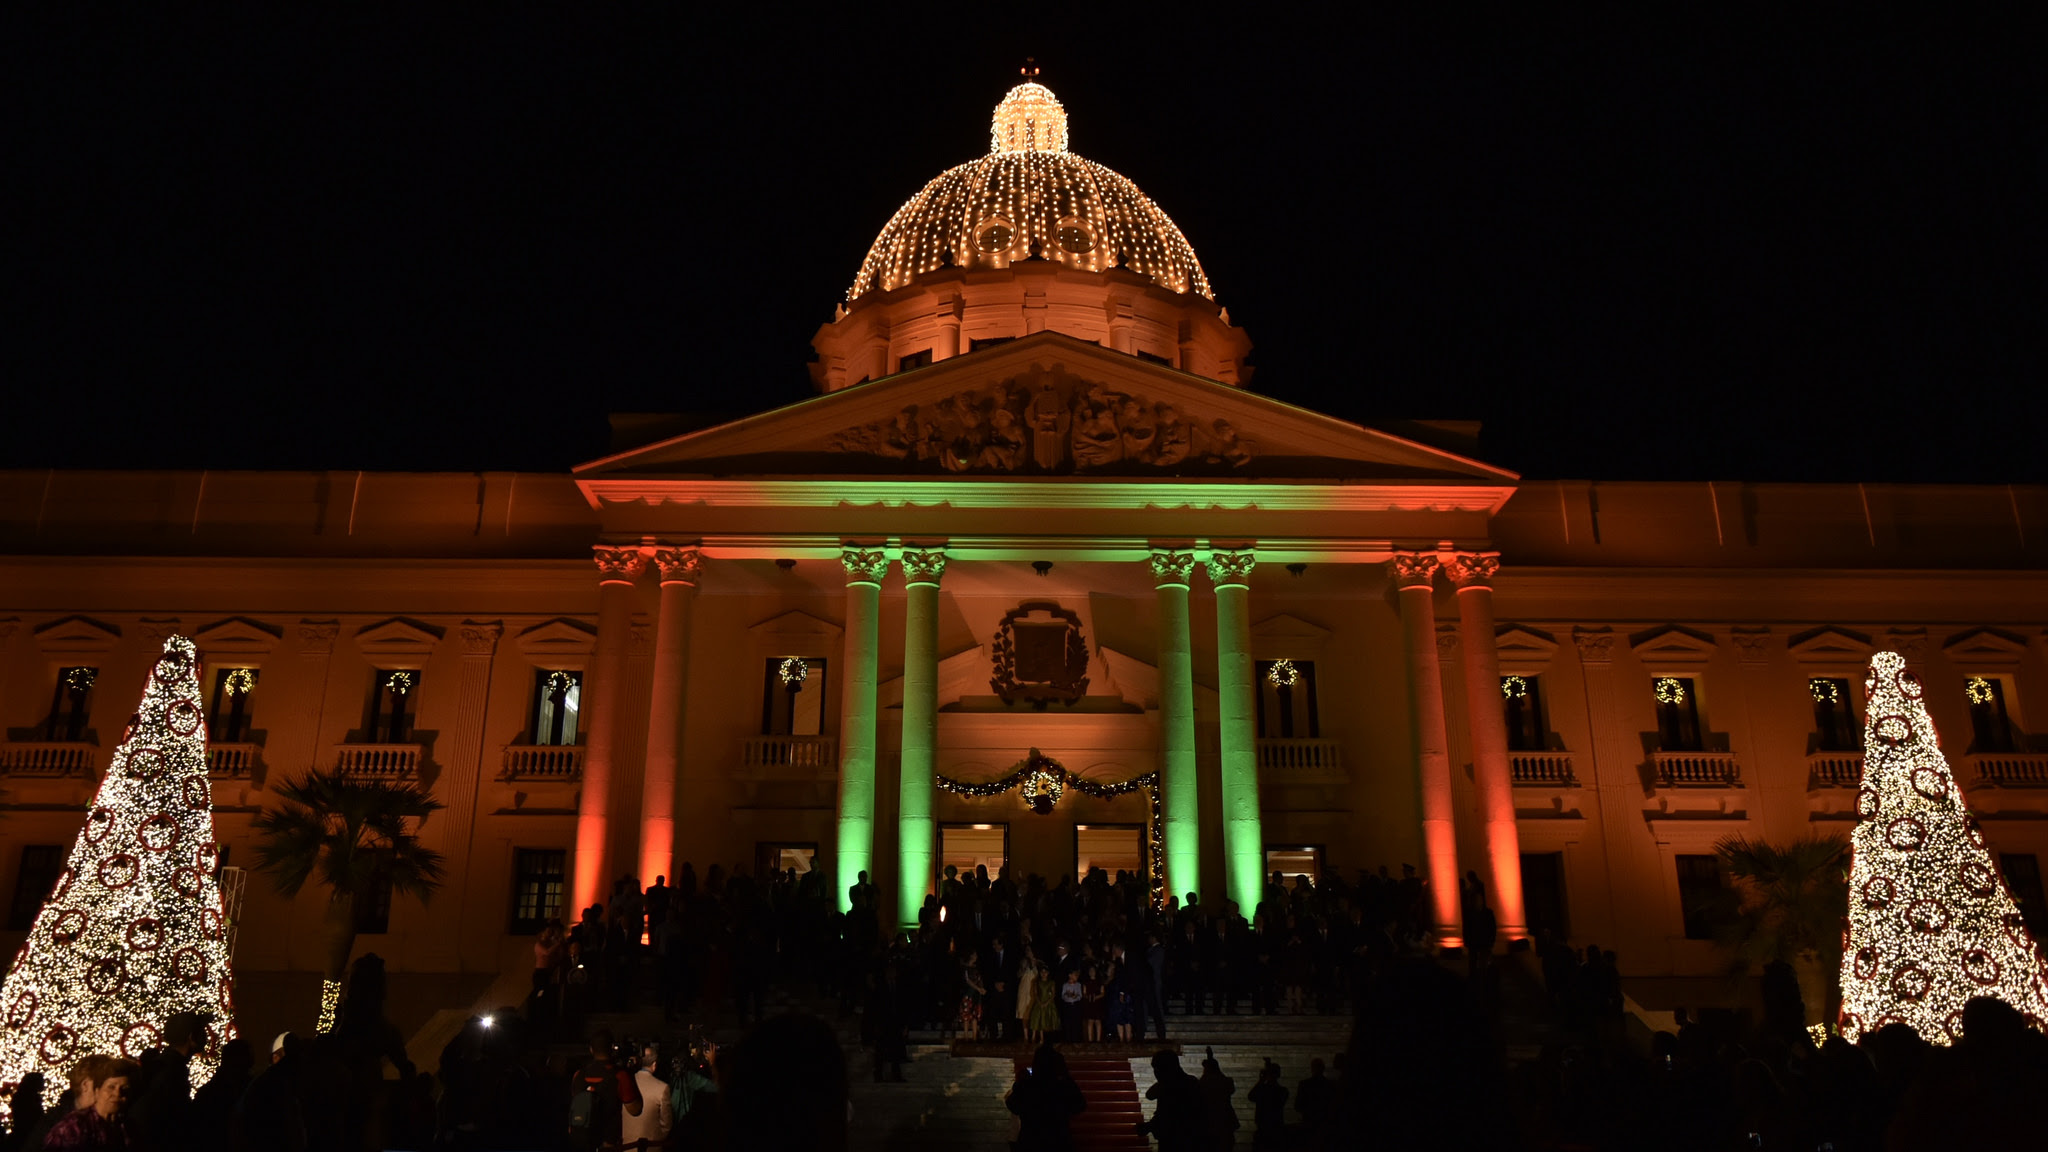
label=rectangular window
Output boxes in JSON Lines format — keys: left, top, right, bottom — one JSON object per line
{"left": 354, "top": 873, "right": 393, "bottom": 934}
{"left": 1809, "top": 677, "right": 1859, "bottom": 752}
{"left": 1264, "top": 845, "right": 1324, "bottom": 887}
{"left": 1675, "top": 854, "right": 1722, "bottom": 940}
{"left": 2001, "top": 853, "right": 2048, "bottom": 933}
{"left": 1502, "top": 675, "right": 1545, "bottom": 752}
{"left": 755, "top": 842, "right": 819, "bottom": 881}
{"left": 46, "top": 667, "right": 96, "bottom": 742}
{"left": 366, "top": 669, "right": 419, "bottom": 743}
{"left": 1653, "top": 677, "right": 1703, "bottom": 752}
{"left": 1967, "top": 676, "right": 2017, "bottom": 754}
{"left": 208, "top": 667, "right": 259, "bottom": 743}
{"left": 531, "top": 670, "right": 582, "bottom": 746}
{"left": 760, "top": 657, "right": 828, "bottom": 736}
{"left": 939, "top": 825, "right": 1007, "bottom": 884}
{"left": 1254, "top": 660, "right": 1319, "bottom": 739}
{"left": 897, "top": 349, "right": 934, "bottom": 372}
{"left": 7, "top": 846, "right": 64, "bottom": 931}
{"left": 507, "top": 848, "right": 566, "bottom": 934}
{"left": 1520, "top": 852, "right": 1569, "bottom": 941}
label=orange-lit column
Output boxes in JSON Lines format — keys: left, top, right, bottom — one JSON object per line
{"left": 1391, "top": 552, "right": 1463, "bottom": 947}
{"left": 1446, "top": 552, "right": 1528, "bottom": 945}
{"left": 639, "top": 545, "right": 702, "bottom": 888}
{"left": 573, "top": 545, "right": 645, "bottom": 913}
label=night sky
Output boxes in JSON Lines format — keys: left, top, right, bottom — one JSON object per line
{"left": 9, "top": 12, "right": 2042, "bottom": 482}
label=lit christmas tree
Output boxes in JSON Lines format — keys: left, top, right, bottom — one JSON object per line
{"left": 1838, "top": 650, "right": 2048, "bottom": 1044}
{"left": 0, "top": 636, "right": 236, "bottom": 1117}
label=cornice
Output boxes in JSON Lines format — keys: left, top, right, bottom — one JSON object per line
{"left": 577, "top": 478, "right": 1517, "bottom": 515}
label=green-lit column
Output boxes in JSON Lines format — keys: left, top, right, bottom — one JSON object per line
{"left": 834, "top": 546, "right": 890, "bottom": 914}
{"left": 1150, "top": 548, "right": 1202, "bottom": 907}
{"left": 896, "top": 545, "right": 947, "bottom": 928}
{"left": 1207, "top": 546, "right": 1265, "bottom": 917}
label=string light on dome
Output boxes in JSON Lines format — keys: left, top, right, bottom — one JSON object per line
{"left": 1653, "top": 678, "right": 1687, "bottom": 706}
{"left": 1966, "top": 677, "right": 1995, "bottom": 705}
{"left": 1810, "top": 678, "right": 1841, "bottom": 705}
{"left": 1266, "top": 660, "right": 1302, "bottom": 690}
{"left": 1501, "top": 675, "right": 1530, "bottom": 701}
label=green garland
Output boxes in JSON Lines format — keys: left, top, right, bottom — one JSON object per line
{"left": 934, "top": 749, "right": 1166, "bottom": 914}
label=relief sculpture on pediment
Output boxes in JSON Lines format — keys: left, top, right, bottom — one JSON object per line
{"left": 829, "top": 367, "right": 1254, "bottom": 474}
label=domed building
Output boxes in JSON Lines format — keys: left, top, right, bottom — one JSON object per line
{"left": 3, "top": 77, "right": 2048, "bottom": 1037}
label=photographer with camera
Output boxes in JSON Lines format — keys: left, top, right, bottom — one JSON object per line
{"left": 1005, "top": 1043, "right": 1085, "bottom": 1151}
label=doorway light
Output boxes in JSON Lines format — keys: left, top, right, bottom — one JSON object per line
{"left": 971, "top": 823, "right": 993, "bottom": 830}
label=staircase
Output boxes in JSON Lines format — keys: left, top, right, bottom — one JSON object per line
{"left": 1019, "top": 1055, "right": 1148, "bottom": 1151}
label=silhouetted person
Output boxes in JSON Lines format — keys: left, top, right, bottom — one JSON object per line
{"left": 234, "top": 1032, "right": 309, "bottom": 1152}
{"left": 1198, "top": 1048, "right": 1238, "bottom": 1149}
{"left": 1006, "top": 1044, "right": 1085, "bottom": 1151}
{"left": 569, "top": 1029, "right": 640, "bottom": 1152}
{"left": 1246, "top": 1060, "right": 1286, "bottom": 1151}
{"left": 132, "top": 1009, "right": 211, "bottom": 1152}
{"left": 1137, "top": 1050, "right": 1204, "bottom": 1152}
{"left": 190, "top": 1035, "right": 253, "bottom": 1150}
{"left": 720, "top": 1014, "right": 848, "bottom": 1152}
{"left": 1293, "top": 1057, "right": 1334, "bottom": 1133}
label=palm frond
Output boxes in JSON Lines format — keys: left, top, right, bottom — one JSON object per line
{"left": 249, "top": 767, "right": 447, "bottom": 908}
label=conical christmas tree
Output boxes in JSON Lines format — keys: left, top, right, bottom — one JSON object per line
{"left": 1838, "top": 650, "right": 2048, "bottom": 1044}
{"left": 0, "top": 636, "right": 237, "bottom": 1117}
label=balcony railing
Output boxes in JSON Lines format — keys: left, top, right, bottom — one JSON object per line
{"left": 1807, "top": 751, "right": 1864, "bottom": 789}
{"left": 1966, "top": 753, "right": 2048, "bottom": 788}
{"left": 500, "top": 745, "right": 585, "bottom": 782}
{"left": 207, "top": 743, "right": 260, "bottom": 779}
{"left": 1653, "top": 751, "right": 1742, "bottom": 788}
{"left": 334, "top": 743, "right": 423, "bottom": 780}
{"left": 0, "top": 742, "right": 95, "bottom": 778}
{"left": 1510, "top": 752, "right": 1577, "bottom": 787}
{"left": 742, "top": 735, "right": 838, "bottom": 775}
{"left": 1255, "top": 738, "right": 1344, "bottom": 776}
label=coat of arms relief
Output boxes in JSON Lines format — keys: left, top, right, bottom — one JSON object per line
{"left": 829, "top": 367, "right": 1254, "bottom": 474}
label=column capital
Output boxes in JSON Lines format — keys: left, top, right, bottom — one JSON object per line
{"left": 1444, "top": 552, "right": 1501, "bottom": 590}
{"left": 1148, "top": 549, "right": 1197, "bottom": 588}
{"left": 651, "top": 546, "right": 705, "bottom": 586}
{"left": 840, "top": 546, "right": 890, "bottom": 586}
{"left": 1204, "top": 547, "right": 1257, "bottom": 588}
{"left": 593, "top": 545, "right": 648, "bottom": 584}
{"left": 1388, "top": 551, "right": 1440, "bottom": 591}
{"left": 1572, "top": 628, "right": 1616, "bottom": 665}
{"left": 459, "top": 621, "right": 502, "bottom": 656}
{"left": 901, "top": 546, "right": 949, "bottom": 586}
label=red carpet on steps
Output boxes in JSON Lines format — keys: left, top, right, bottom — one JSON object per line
{"left": 1015, "top": 1056, "right": 1150, "bottom": 1151}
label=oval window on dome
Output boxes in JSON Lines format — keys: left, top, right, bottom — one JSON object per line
{"left": 976, "top": 224, "right": 1014, "bottom": 254}
{"left": 1057, "top": 224, "right": 1095, "bottom": 253}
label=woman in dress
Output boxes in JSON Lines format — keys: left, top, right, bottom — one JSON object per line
{"left": 1082, "top": 964, "right": 1107, "bottom": 1042}
{"left": 1029, "top": 958, "right": 1062, "bottom": 1042}
{"left": 1016, "top": 950, "right": 1040, "bottom": 1044}
{"left": 960, "top": 952, "right": 986, "bottom": 1040}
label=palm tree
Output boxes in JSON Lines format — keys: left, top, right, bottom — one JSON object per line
{"left": 1711, "top": 833, "right": 1850, "bottom": 1028}
{"left": 250, "top": 768, "right": 446, "bottom": 1022}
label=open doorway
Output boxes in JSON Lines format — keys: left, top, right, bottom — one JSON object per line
{"left": 1265, "top": 845, "right": 1324, "bottom": 887}
{"left": 940, "top": 823, "right": 1008, "bottom": 884}
{"left": 756, "top": 842, "right": 818, "bottom": 881}
{"left": 1075, "top": 824, "right": 1144, "bottom": 881}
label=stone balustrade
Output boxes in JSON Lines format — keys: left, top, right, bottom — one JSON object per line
{"left": 0, "top": 742, "right": 95, "bottom": 778}
{"left": 1509, "top": 751, "right": 1577, "bottom": 787}
{"left": 334, "top": 743, "right": 423, "bottom": 780}
{"left": 741, "top": 734, "right": 838, "bottom": 777}
{"left": 1254, "top": 738, "right": 1344, "bottom": 778}
{"left": 500, "top": 744, "right": 585, "bottom": 782}
{"left": 1806, "top": 751, "right": 1864, "bottom": 789}
{"left": 1653, "top": 751, "right": 1742, "bottom": 788}
{"left": 1965, "top": 752, "right": 2048, "bottom": 788}
{"left": 207, "top": 742, "right": 260, "bottom": 778}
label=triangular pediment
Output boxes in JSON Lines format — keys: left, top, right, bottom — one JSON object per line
{"left": 748, "top": 610, "right": 844, "bottom": 642}
{"left": 1787, "top": 626, "right": 1874, "bottom": 666}
{"left": 1943, "top": 627, "right": 2029, "bottom": 667}
{"left": 34, "top": 615, "right": 121, "bottom": 655}
{"left": 1495, "top": 625, "right": 1560, "bottom": 674}
{"left": 354, "top": 617, "right": 445, "bottom": 661}
{"left": 1630, "top": 624, "right": 1718, "bottom": 666}
{"left": 1251, "top": 614, "right": 1332, "bottom": 661}
{"left": 516, "top": 618, "right": 598, "bottom": 663}
{"left": 193, "top": 617, "right": 284, "bottom": 656}
{"left": 577, "top": 332, "right": 1516, "bottom": 485}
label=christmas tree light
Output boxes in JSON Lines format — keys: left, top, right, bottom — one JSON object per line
{"left": 1838, "top": 650, "right": 2048, "bottom": 1044}
{"left": 0, "top": 636, "right": 237, "bottom": 1118}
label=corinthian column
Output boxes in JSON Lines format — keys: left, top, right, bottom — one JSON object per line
{"left": 835, "top": 546, "right": 889, "bottom": 913}
{"left": 1150, "top": 548, "right": 1202, "bottom": 905}
{"left": 897, "top": 546, "right": 947, "bottom": 927}
{"left": 1445, "top": 552, "right": 1528, "bottom": 945}
{"left": 639, "top": 546, "right": 702, "bottom": 889}
{"left": 1391, "top": 552, "right": 1463, "bottom": 946}
{"left": 573, "top": 545, "right": 646, "bottom": 912}
{"left": 1207, "top": 547, "right": 1265, "bottom": 917}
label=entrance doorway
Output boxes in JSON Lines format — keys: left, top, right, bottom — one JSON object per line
{"left": 940, "top": 823, "right": 1008, "bottom": 883}
{"left": 1075, "top": 824, "right": 1143, "bottom": 880}
{"left": 756, "top": 842, "right": 818, "bottom": 881}
{"left": 1265, "top": 845, "right": 1324, "bottom": 886}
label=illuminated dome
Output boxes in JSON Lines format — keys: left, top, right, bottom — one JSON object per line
{"left": 848, "top": 81, "right": 1214, "bottom": 301}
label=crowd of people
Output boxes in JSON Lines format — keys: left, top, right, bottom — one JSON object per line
{"left": 7, "top": 855, "right": 2047, "bottom": 1148}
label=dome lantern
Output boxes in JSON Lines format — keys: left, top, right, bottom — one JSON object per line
{"left": 991, "top": 81, "right": 1068, "bottom": 154}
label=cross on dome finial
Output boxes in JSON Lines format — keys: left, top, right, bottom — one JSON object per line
{"left": 992, "top": 71, "right": 1068, "bottom": 154}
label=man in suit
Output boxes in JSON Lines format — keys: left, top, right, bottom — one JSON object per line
{"left": 986, "top": 933, "right": 1021, "bottom": 1041}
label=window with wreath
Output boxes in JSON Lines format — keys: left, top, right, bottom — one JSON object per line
{"left": 209, "top": 667, "right": 259, "bottom": 742}
{"left": 45, "top": 666, "right": 96, "bottom": 741}
{"left": 1254, "top": 660, "right": 1319, "bottom": 738}
{"left": 761, "top": 657, "right": 828, "bottom": 736}
{"left": 366, "top": 669, "right": 420, "bottom": 743}
{"left": 1651, "top": 677, "right": 1703, "bottom": 752}
{"left": 1808, "top": 677, "right": 1859, "bottom": 752}
{"left": 531, "top": 670, "right": 582, "bottom": 746}
{"left": 1500, "top": 675, "right": 1546, "bottom": 751}
{"left": 1965, "top": 676, "right": 2018, "bottom": 754}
